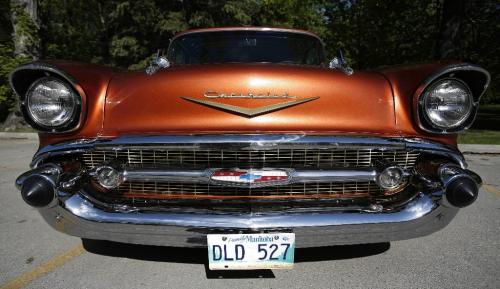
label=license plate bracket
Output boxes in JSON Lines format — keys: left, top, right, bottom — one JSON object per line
{"left": 207, "top": 233, "right": 295, "bottom": 270}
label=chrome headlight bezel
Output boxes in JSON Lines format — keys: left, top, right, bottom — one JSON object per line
{"left": 21, "top": 76, "right": 82, "bottom": 132}
{"left": 414, "top": 64, "right": 490, "bottom": 135}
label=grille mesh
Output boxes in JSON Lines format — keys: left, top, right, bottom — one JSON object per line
{"left": 114, "top": 181, "right": 383, "bottom": 198}
{"left": 83, "top": 148, "right": 419, "bottom": 169}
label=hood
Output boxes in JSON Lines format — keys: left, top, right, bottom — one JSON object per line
{"left": 102, "top": 64, "right": 396, "bottom": 136}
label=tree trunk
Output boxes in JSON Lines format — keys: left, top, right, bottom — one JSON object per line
{"left": 10, "top": 0, "right": 40, "bottom": 59}
{"left": 437, "top": 0, "right": 466, "bottom": 60}
{"left": 3, "top": 1, "right": 40, "bottom": 130}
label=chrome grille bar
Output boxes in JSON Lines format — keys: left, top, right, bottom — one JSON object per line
{"left": 119, "top": 168, "right": 378, "bottom": 185}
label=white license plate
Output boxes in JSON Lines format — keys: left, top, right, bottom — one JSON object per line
{"left": 207, "top": 233, "right": 295, "bottom": 270}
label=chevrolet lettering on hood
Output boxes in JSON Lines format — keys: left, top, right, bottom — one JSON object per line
{"left": 203, "top": 91, "right": 296, "bottom": 99}
{"left": 9, "top": 27, "right": 490, "bottom": 271}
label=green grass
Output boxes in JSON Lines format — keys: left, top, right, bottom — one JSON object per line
{"left": 458, "top": 130, "right": 500, "bottom": 144}
{"left": 457, "top": 104, "right": 500, "bottom": 144}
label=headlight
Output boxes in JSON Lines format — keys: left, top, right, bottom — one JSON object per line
{"left": 25, "top": 77, "right": 79, "bottom": 129}
{"left": 421, "top": 78, "right": 473, "bottom": 129}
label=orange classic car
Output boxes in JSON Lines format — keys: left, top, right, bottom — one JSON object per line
{"left": 11, "top": 27, "right": 490, "bottom": 269}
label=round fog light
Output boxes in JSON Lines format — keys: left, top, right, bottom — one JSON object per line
{"left": 96, "top": 166, "right": 123, "bottom": 189}
{"left": 377, "top": 166, "right": 405, "bottom": 190}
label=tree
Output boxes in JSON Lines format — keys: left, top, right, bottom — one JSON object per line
{"left": 39, "top": 0, "right": 108, "bottom": 63}
{"left": 0, "top": 0, "right": 499, "bottom": 124}
{"left": 10, "top": 0, "right": 40, "bottom": 59}
{"left": 437, "top": 0, "right": 466, "bottom": 59}
{"left": 0, "top": 0, "right": 38, "bottom": 124}
{"left": 323, "top": 0, "right": 441, "bottom": 68}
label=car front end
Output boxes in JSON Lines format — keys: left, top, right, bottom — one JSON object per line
{"left": 10, "top": 27, "right": 490, "bottom": 269}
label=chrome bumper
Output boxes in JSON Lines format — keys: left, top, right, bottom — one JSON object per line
{"left": 40, "top": 191, "right": 458, "bottom": 247}
{"left": 19, "top": 135, "right": 477, "bottom": 247}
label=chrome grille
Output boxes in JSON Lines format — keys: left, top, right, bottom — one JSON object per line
{"left": 83, "top": 146, "right": 417, "bottom": 205}
{"left": 82, "top": 148, "right": 420, "bottom": 169}
{"left": 106, "top": 181, "right": 383, "bottom": 201}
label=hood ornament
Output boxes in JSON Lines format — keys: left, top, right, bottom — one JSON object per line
{"left": 182, "top": 95, "right": 319, "bottom": 118}
{"left": 145, "top": 50, "right": 170, "bottom": 75}
{"left": 329, "top": 49, "right": 354, "bottom": 75}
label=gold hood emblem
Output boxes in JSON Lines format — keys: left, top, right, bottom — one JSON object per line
{"left": 182, "top": 93, "right": 319, "bottom": 117}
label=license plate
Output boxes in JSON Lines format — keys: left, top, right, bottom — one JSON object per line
{"left": 207, "top": 233, "right": 295, "bottom": 270}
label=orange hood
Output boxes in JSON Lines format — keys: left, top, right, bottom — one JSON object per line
{"left": 102, "top": 64, "right": 396, "bottom": 136}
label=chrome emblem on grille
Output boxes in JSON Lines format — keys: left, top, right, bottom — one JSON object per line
{"left": 210, "top": 169, "right": 291, "bottom": 188}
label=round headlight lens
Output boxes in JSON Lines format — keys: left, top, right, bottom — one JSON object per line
{"left": 422, "top": 78, "right": 473, "bottom": 129}
{"left": 26, "top": 77, "right": 78, "bottom": 128}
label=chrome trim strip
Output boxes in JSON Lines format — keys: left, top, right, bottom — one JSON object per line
{"left": 292, "top": 169, "right": 377, "bottom": 182}
{"left": 31, "top": 135, "right": 466, "bottom": 169}
{"left": 123, "top": 169, "right": 209, "bottom": 183}
{"left": 9, "top": 63, "right": 79, "bottom": 95}
{"left": 37, "top": 191, "right": 458, "bottom": 247}
{"left": 119, "top": 167, "right": 378, "bottom": 186}
{"left": 418, "top": 64, "right": 491, "bottom": 100}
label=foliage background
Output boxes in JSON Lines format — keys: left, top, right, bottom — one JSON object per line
{"left": 0, "top": 0, "right": 499, "bottom": 123}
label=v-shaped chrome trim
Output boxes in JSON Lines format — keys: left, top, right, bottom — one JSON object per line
{"left": 181, "top": 96, "right": 319, "bottom": 117}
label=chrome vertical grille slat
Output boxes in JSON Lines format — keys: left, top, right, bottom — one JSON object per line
{"left": 82, "top": 148, "right": 420, "bottom": 169}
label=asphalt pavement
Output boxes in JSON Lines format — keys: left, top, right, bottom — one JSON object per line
{"left": 0, "top": 138, "right": 499, "bottom": 289}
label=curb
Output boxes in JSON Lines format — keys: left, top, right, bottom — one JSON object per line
{"left": 458, "top": 144, "right": 500, "bottom": 154}
{"left": 0, "top": 132, "right": 38, "bottom": 140}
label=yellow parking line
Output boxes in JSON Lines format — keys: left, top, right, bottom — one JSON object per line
{"left": 0, "top": 244, "right": 85, "bottom": 289}
{"left": 483, "top": 184, "right": 500, "bottom": 197}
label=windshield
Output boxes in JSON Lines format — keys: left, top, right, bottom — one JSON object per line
{"left": 167, "top": 30, "right": 325, "bottom": 66}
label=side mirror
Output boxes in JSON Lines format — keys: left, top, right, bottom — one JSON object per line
{"left": 329, "top": 49, "right": 353, "bottom": 75}
{"left": 145, "top": 50, "right": 170, "bottom": 75}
